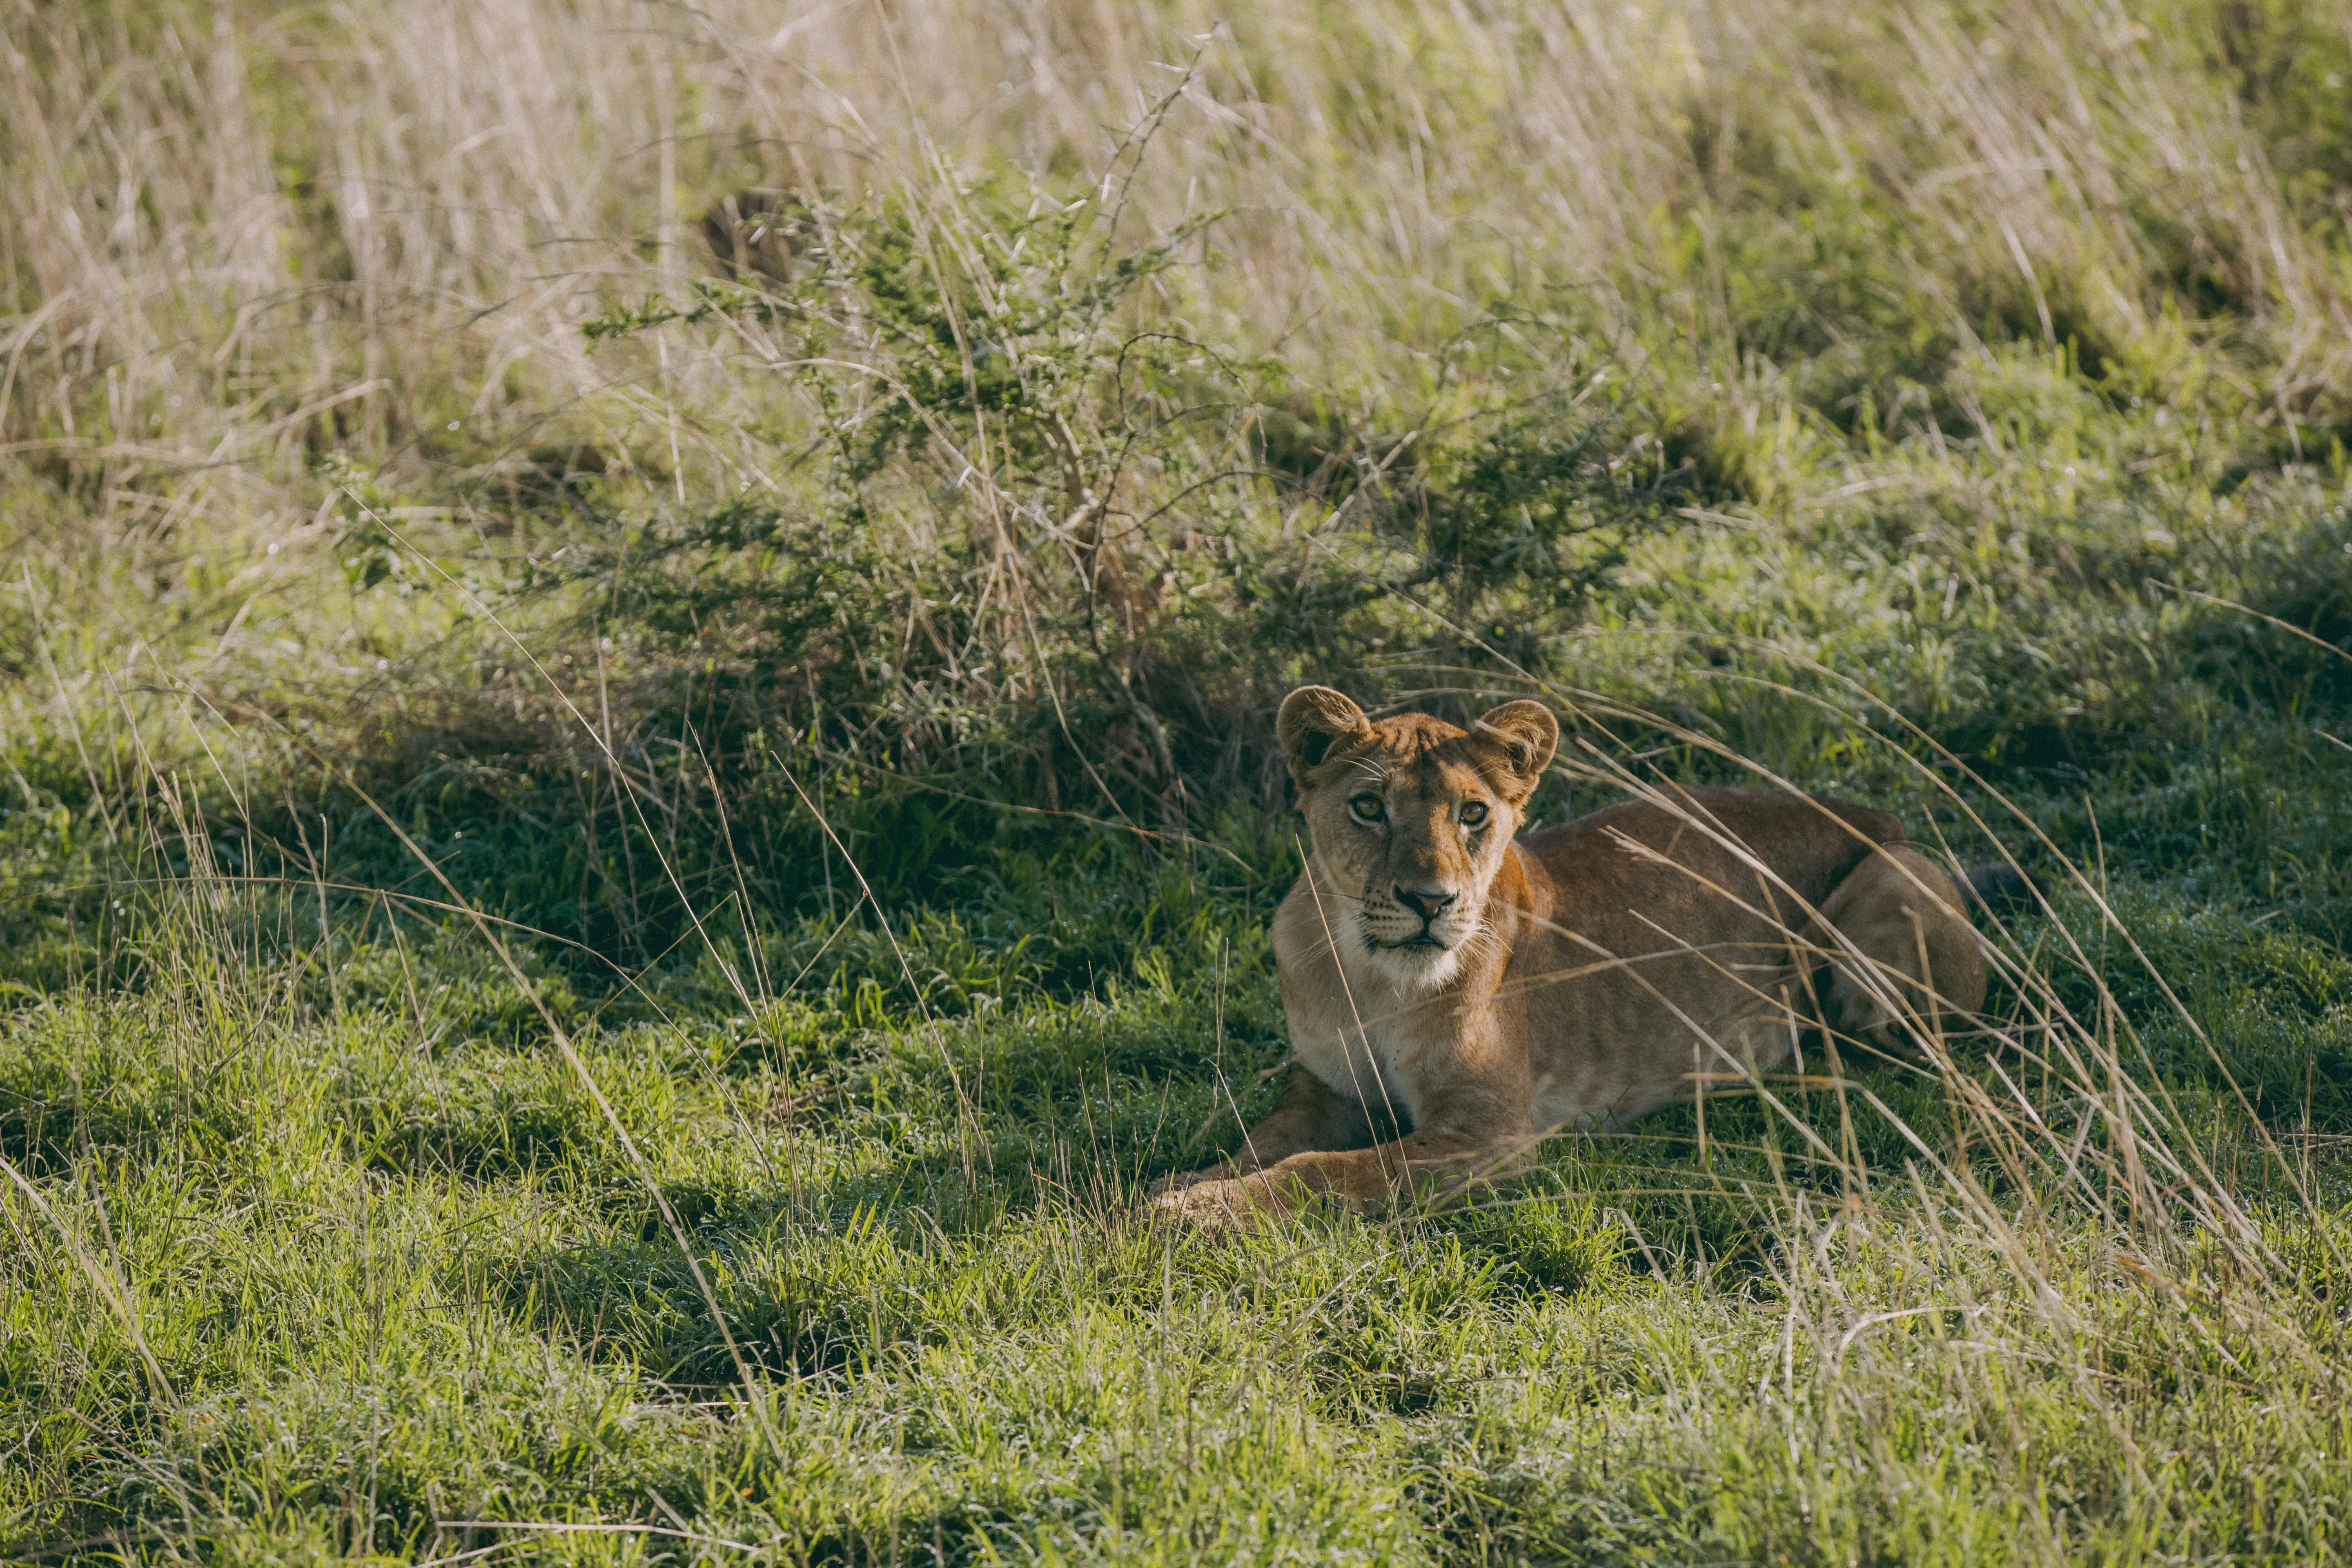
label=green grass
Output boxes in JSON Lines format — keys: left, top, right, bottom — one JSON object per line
{"left": 9, "top": 711, "right": 2352, "bottom": 1564}
{"left": 11, "top": 0, "right": 2352, "bottom": 1560}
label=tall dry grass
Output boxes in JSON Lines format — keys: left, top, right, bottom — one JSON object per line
{"left": 5, "top": 0, "right": 2348, "bottom": 523}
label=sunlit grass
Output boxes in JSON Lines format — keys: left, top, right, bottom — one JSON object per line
{"left": 9, "top": 0, "right": 2352, "bottom": 1561}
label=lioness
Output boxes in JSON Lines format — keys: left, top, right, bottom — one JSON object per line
{"left": 1150, "top": 686, "right": 1989, "bottom": 1225}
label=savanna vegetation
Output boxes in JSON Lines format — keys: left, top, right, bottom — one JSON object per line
{"left": 7, "top": 0, "right": 2352, "bottom": 1560}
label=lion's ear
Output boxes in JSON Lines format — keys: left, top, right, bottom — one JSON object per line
{"left": 1471, "top": 700, "right": 1559, "bottom": 802}
{"left": 1277, "top": 686, "right": 1373, "bottom": 782}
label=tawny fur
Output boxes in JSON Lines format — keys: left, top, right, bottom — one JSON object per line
{"left": 1149, "top": 687, "right": 1988, "bottom": 1226}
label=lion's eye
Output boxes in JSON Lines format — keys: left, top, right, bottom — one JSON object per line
{"left": 1349, "top": 794, "right": 1385, "bottom": 824}
{"left": 1459, "top": 801, "right": 1490, "bottom": 829}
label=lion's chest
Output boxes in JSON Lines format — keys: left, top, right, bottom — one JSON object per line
{"left": 1287, "top": 1004, "right": 1428, "bottom": 1124}
{"left": 1272, "top": 904, "right": 1428, "bottom": 1122}
{"left": 1355, "top": 1018, "right": 1423, "bottom": 1123}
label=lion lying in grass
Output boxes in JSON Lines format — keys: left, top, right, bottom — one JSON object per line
{"left": 1150, "top": 686, "right": 1992, "bottom": 1225}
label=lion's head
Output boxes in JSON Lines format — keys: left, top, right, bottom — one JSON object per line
{"left": 1278, "top": 686, "right": 1561, "bottom": 990}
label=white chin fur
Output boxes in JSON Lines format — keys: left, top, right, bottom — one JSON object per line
{"left": 1357, "top": 936, "right": 1463, "bottom": 991}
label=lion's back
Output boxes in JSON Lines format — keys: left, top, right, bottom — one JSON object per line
{"left": 1518, "top": 786, "right": 1901, "bottom": 928}
{"left": 1503, "top": 786, "right": 1911, "bottom": 1127}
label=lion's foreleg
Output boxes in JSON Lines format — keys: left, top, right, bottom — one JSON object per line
{"left": 1149, "top": 1064, "right": 1374, "bottom": 1196}
{"left": 1149, "top": 1131, "right": 1531, "bottom": 1224}
{"left": 1271, "top": 1128, "right": 1534, "bottom": 1206}
{"left": 1227, "top": 1063, "right": 1379, "bottom": 1172}
{"left": 1152, "top": 1113, "right": 1535, "bottom": 1225}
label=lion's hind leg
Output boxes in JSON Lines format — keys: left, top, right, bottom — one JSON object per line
{"left": 1809, "top": 844, "right": 1989, "bottom": 1058}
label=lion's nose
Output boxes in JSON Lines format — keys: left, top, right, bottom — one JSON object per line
{"left": 1394, "top": 885, "right": 1456, "bottom": 922}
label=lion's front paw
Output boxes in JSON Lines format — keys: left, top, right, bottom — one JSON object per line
{"left": 1146, "top": 1172, "right": 1292, "bottom": 1229}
